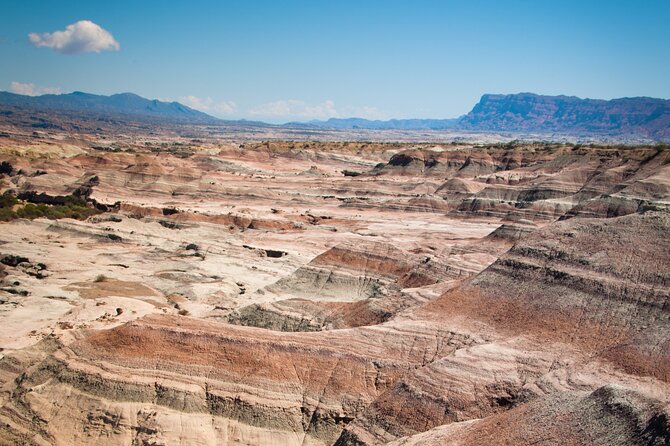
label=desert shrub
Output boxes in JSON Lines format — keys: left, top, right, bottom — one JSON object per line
{"left": 0, "top": 161, "right": 13, "bottom": 175}
{"left": 17, "top": 191, "right": 90, "bottom": 207}
{"left": 0, "top": 193, "right": 17, "bottom": 208}
{"left": 0, "top": 207, "right": 15, "bottom": 221}
{"left": 15, "top": 203, "right": 42, "bottom": 219}
{"left": 94, "top": 274, "right": 107, "bottom": 283}
{"left": 178, "top": 309, "right": 190, "bottom": 316}
{"left": 0, "top": 194, "right": 18, "bottom": 220}
{"left": 42, "top": 204, "right": 97, "bottom": 219}
{"left": 0, "top": 190, "right": 100, "bottom": 221}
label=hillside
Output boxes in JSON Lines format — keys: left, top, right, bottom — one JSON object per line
{"left": 0, "top": 91, "right": 219, "bottom": 124}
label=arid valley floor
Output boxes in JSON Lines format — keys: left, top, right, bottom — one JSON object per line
{"left": 0, "top": 128, "right": 668, "bottom": 445}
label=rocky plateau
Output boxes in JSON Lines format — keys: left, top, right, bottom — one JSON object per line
{"left": 0, "top": 125, "right": 668, "bottom": 445}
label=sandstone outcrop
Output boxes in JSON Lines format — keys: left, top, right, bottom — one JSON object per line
{"left": 0, "top": 138, "right": 668, "bottom": 445}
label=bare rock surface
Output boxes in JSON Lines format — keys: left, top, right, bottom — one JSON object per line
{"left": 0, "top": 135, "right": 668, "bottom": 445}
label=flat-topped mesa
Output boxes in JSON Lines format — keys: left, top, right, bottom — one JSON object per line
{"left": 459, "top": 93, "right": 670, "bottom": 139}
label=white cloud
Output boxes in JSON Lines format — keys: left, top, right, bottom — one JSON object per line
{"left": 341, "top": 105, "right": 388, "bottom": 120}
{"left": 249, "top": 99, "right": 338, "bottom": 120}
{"left": 249, "top": 99, "right": 387, "bottom": 121}
{"left": 213, "top": 101, "right": 237, "bottom": 115}
{"left": 28, "top": 20, "right": 120, "bottom": 55}
{"left": 178, "top": 95, "right": 211, "bottom": 110}
{"left": 178, "top": 95, "right": 237, "bottom": 116}
{"left": 10, "top": 81, "right": 61, "bottom": 96}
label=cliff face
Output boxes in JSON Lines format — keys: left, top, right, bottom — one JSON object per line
{"left": 459, "top": 93, "right": 670, "bottom": 139}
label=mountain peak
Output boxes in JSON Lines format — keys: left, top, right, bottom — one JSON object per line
{"left": 0, "top": 90, "right": 218, "bottom": 124}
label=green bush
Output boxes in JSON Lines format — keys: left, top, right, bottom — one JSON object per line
{"left": 0, "top": 193, "right": 17, "bottom": 208}
{"left": 0, "top": 207, "right": 16, "bottom": 221}
{"left": 0, "top": 200, "right": 100, "bottom": 221}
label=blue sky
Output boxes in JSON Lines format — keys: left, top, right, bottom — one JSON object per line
{"left": 1, "top": 0, "right": 669, "bottom": 122}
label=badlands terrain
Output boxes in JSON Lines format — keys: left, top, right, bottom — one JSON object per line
{"left": 0, "top": 126, "right": 668, "bottom": 445}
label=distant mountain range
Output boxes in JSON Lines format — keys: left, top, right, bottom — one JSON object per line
{"left": 294, "top": 117, "right": 459, "bottom": 130}
{"left": 0, "top": 90, "right": 668, "bottom": 140}
{"left": 0, "top": 91, "right": 218, "bottom": 124}
{"left": 305, "top": 94, "right": 669, "bottom": 139}
{"left": 458, "top": 93, "right": 670, "bottom": 139}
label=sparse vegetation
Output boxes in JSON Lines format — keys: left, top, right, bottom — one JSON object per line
{"left": 0, "top": 191, "right": 101, "bottom": 222}
{"left": 94, "top": 274, "right": 107, "bottom": 283}
{"left": 178, "top": 309, "right": 190, "bottom": 316}
{"left": 0, "top": 161, "right": 13, "bottom": 175}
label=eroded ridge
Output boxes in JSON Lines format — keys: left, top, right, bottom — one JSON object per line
{"left": 0, "top": 139, "right": 668, "bottom": 445}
